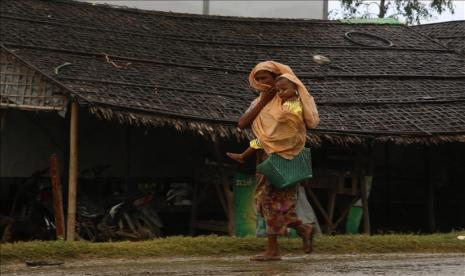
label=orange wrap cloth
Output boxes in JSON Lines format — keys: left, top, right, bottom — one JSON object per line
{"left": 249, "top": 61, "right": 320, "bottom": 160}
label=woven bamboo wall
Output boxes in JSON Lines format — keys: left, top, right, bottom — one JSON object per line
{"left": 0, "top": 49, "right": 67, "bottom": 111}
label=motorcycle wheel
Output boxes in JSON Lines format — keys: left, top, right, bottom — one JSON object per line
{"left": 76, "top": 220, "right": 98, "bottom": 242}
{"left": 131, "top": 212, "right": 162, "bottom": 239}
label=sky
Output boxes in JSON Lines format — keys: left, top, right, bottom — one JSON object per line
{"left": 84, "top": 1, "right": 324, "bottom": 18}
{"left": 83, "top": 0, "right": 464, "bottom": 23}
{"left": 328, "top": 0, "right": 465, "bottom": 24}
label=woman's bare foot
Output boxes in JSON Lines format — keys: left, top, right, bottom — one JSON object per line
{"left": 250, "top": 250, "right": 281, "bottom": 261}
{"left": 297, "top": 224, "right": 314, "bottom": 254}
{"left": 226, "top": 152, "right": 245, "bottom": 164}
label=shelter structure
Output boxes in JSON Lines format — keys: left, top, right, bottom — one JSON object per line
{"left": 1, "top": 0, "right": 465, "bottom": 239}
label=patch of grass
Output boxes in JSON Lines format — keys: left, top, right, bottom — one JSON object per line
{"left": 1, "top": 232, "right": 464, "bottom": 263}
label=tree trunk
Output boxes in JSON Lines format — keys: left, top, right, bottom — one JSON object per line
{"left": 379, "top": 0, "right": 387, "bottom": 18}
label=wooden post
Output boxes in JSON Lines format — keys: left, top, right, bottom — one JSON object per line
{"left": 327, "top": 191, "right": 336, "bottom": 223}
{"left": 213, "top": 139, "right": 234, "bottom": 236}
{"left": 189, "top": 180, "right": 199, "bottom": 236}
{"left": 384, "top": 144, "right": 391, "bottom": 227}
{"left": 360, "top": 176, "right": 371, "bottom": 234}
{"left": 66, "top": 101, "right": 79, "bottom": 241}
{"left": 427, "top": 181, "right": 436, "bottom": 232}
{"left": 49, "top": 154, "right": 65, "bottom": 240}
{"left": 360, "top": 146, "right": 373, "bottom": 235}
{"left": 424, "top": 147, "right": 436, "bottom": 233}
{"left": 124, "top": 126, "right": 131, "bottom": 192}
{"left": 189, "top": 139, "right": 202, "bottom": 236}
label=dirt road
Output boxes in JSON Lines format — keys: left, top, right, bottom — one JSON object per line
{"left": 1, "top": 253, "right": 464, "bottom": 275}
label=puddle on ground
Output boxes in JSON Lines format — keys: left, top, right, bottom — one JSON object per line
{"left": 1, "top": 253, "right": 465, "bottom": 275}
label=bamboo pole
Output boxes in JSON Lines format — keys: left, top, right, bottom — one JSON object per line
{"left": 49, "top": 154, "right": 65, "bottom": 240}
{"left": 66, "top": 101, "right": 79, "bottom": 241}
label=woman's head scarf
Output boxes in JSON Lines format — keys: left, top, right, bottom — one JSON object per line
{"left": 249, "top": 61, "right": 320, "bottom": 130}
{"left": 248, "top": 61, "right": 295, "bottom": 92}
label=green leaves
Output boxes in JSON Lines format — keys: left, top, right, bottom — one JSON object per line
{"left": 338, "top": 0, "right": 455, "bottom": 25}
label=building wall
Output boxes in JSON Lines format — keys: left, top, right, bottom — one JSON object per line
{"left": 82, "top": 1, "right": 326, "bottom": 19}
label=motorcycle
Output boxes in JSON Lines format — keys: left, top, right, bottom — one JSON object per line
{"left": 76, "top": 192, "right": 163, "bottom": 242}
{"left": 6, "top": 168, "right": 56, "bottom": 241}
{"left": 5, "top": 166, "right": 163, "bottom": 242}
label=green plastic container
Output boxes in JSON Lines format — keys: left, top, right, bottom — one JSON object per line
{"left": 233, "top": 173, "right": 257, "bottom": 237}
{"left": 346, "top": 206, "right": 363, "bottom": 234}
{"left": 257, "top": 148, "right": 312, "bottom": 189}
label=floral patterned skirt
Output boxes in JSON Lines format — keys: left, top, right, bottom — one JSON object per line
{"left": 255, "top": 150, "right": 301, "bottom": 235}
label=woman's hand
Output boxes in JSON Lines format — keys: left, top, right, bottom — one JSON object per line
{"left": 238, "top": 87, "right": 276, "bottom": 129}
{"left": 259, "top": 87, "right": 277, "bottom": 105}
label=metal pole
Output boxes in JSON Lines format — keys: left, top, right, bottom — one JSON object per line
{"left": 322, "top": 0, "right": 329, "bottom": 20}
{"left": 202, "top": 0, "right": 210, "bottom": 15}
{"left": 66, "top": 101, "right": 79, "bottom": 241}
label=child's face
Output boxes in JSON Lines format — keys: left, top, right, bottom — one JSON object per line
{"left": 276, "top": 78, "right": 296, "bottom": 100}
{"left": 275, "top": 77, "right": 293, "bottom": 91}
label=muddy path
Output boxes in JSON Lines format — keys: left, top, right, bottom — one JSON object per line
{"left": 2, "top": 253, "right": 464, "bottom": 275}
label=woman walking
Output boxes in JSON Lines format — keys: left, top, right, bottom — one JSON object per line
{"left": 238, "top": 61, "right": 319, "bottom": 261}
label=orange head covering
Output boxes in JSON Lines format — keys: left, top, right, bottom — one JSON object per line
{"left": 248, "top": 61, "right": 295, "bottom": 92}
{"left": 249, "top": 61, "right": 320, "bottom": 130}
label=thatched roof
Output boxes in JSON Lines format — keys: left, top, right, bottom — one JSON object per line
{"left": 413, "top": 20, "right": 465, "bottom": 56}
{"left": 1, "top": 0, "right": 465, "bottom": 144}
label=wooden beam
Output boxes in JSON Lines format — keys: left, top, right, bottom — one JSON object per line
{"left": 306, "top": 187, "right": 335, "bottom": 232}
{"left": 360, "top": 176, "right": 371, "bottom": 234}
{"left": 124, "top": 126, "right": 131, "bottom": 191}
{"left": 360, "top": 147, "right": 372, "bottom": 235}
{"left": 327, "top": 191, "right": 336, "bottom": 222}
{"left": 0, "top": 103, "right": 65, "bottom": 110}
{"left": 424, "top": 147, "right": 436, "bottom": 233}
{"left": 66, "top": 101, "right": 79, "bottom": 241}
{"left": 334, "top": 196, "right": 359, "bottom": 229}
{"left": 189, "top": 181, "right": 199, "bottom": 236}
{"left": 49, "top": 154, "right": 65, "bottom": 240}
{"left": 214, "top": 181, "right": 229, "bottom": 218}
{"left": 213, "top": 139, "right": 234, "bottom": 236}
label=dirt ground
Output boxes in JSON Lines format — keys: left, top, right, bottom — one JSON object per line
{"left": 1, "top": 253, "right": 464, "bottom": 275}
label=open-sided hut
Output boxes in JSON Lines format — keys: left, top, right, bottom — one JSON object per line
{"left": 1, "top": 0, "right": 465, "bottom": 238}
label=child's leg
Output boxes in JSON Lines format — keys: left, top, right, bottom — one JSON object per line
{"left": 226, "top": 147, "right": 256, "bottom": 164}
{"left": 241, "top": 147, "right": 256, "bottom": 160}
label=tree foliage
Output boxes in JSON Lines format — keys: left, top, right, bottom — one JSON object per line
{"left": 337, "top": 0, "right": 455, "bottom": 25}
